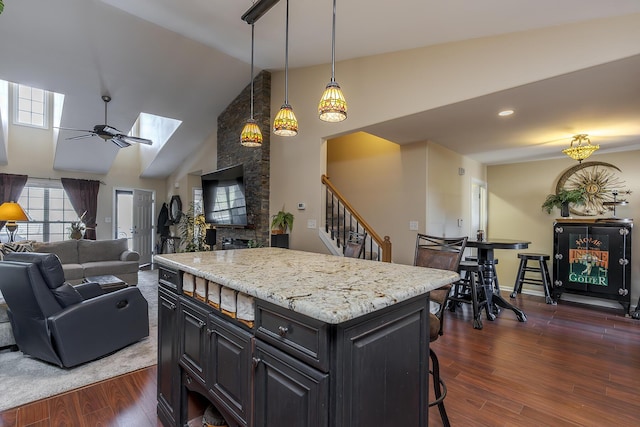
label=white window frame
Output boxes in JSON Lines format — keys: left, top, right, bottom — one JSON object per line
{"left": 15, "top": 179, "right": 78, "bottom": 242}
{"left": 13, "top": 83, "right": 48, "bottom": 129}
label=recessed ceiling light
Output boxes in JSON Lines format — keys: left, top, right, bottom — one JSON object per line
{"left": 498, "top": 109, "right": 514, "bottom": 117}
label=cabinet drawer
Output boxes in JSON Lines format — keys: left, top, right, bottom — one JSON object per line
{"left": 159, "top": 267, "right": 180, "bottom": 293}
{"left": 256, "top": 301, "right": 329, "bottom": 371}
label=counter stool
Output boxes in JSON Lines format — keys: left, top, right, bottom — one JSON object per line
{"left": 449, "top": 261, "right": 487, "bottom": 329}
{"left": 510, "top": 253, "right": 555, "bottom": 304}
{"left": 429, "top": 284, "right": 452, "bottom": 426}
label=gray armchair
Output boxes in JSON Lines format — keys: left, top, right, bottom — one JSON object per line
{"left": 0, "top": 252, "right": 149, "bottom": 368}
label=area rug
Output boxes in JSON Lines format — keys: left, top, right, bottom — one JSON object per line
{"left": 0, "top": 269, "right": 159, "bottom": 411}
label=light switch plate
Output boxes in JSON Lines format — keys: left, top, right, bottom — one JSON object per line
{"left": 307, "top": 219, "right": 317, "bottom": 229}
{"left": 409, "top": 221, "right": 419, "bottom": 231}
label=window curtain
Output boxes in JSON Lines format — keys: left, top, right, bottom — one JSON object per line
{"left": 0, "top": 173, "right": 28, "bottom": 231}
{"left": 60, "top": 178, "right": 100, "bottom": 240}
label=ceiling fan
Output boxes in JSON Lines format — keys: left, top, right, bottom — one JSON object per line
{"left": 57, "top": 95, "right": 153, "bottom": 148}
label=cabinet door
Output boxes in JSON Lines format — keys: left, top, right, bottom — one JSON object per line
{"left": 554, "top": 225, "right": 589, "bottom": 291}
{"left": 158, "top": 286, "right": 179, "bottom": 426}
{"left": 178, "top": 297, "right": 210, "bottom": 384}
{"left": 254, "top": 341, "right": 328, "bottom": 427}
{"left": 339, "top": 298, "right": 429, "bottom": 427}
{"left": 206, "top": 313, "right": 252, "bottom": 426}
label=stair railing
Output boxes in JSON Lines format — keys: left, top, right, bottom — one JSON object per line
{"left": 322, "top": 174, "right": 392, "bottom": 262}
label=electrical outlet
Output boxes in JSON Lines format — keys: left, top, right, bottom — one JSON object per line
{"left": 457, "top": 218, "right": 463, "bottom": 227}
{"left": 307, "top": 219, "right": 317, "bottom": 229}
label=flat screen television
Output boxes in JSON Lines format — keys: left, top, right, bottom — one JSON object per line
{"left": 201, "top": 164, "right": 248, "bottom": 226}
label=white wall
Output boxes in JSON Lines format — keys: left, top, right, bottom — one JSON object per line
{"left": 1, "top": 120, "right": 166, "bottom": 241}
{"left": 269, "top": 14, "right": 640, "bottom": 256}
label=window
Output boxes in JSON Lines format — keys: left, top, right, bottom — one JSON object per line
{"left": 16, "top": 181, "right": 78, "bottom": 242}
{"left": 14, "top": 84, "right": 47, "bottom": 128}
{"left": 193, "top": 187, "right": 203, "bottom": 216}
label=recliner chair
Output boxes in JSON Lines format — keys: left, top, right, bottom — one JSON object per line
{"left": 0, "top": 252, "right": 149, "bottom": 368}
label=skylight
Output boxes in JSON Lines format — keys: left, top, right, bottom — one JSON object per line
{"left": 14, "top": 84, "right": 47, "bottom": 129}
{"left": 131, "top": 112, "right": 181, "bottom": 152}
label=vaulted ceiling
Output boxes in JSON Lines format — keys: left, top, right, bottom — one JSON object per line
{"left": 1, "top": 0, "right": 639, "bottom": 178}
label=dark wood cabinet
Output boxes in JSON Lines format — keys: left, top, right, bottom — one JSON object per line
{"left": 270, "top": 233, "right": 289, "bottom": 249}
{"left": 254, "top": 341, "right": 328, "bottom": 427}
{"left": 206, "top": 313, "right": 252, "bottom": 426}
{"left": 178, "top": 297, "right": 211, "bottom": 384}
{"left": 157, "top": 283, "right": 179, "bottom": 427}
{"left": 339, "top": 300, "right": 429, "bottom": 426}
{"left": 553, "top": 219, "right": 632, "bottom": 313}
{"left": 158, "top": 265, "right": 432, "bottom": 427}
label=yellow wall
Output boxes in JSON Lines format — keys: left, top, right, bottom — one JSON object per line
{"left": 327, "top": 133, "right": 428, "bottom": 264}
{"left": 326, "top": 133, "right": 486, "bottom": 265}
{"left": 488, "top": 151, "right": 640, "bottom": 306}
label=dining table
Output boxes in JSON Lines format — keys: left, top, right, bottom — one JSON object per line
{"left": 466, "top": 238, "right": 531, "bottom": 322}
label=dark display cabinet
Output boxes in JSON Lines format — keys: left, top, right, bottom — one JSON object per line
{"left": 553, "top": 219, "right": 632, "bottom": 314}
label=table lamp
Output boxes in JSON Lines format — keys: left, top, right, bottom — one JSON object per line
{"left": 0, "top": 201, "right": 29, "bottom": 242}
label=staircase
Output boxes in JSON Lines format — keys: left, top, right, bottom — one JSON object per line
{"left": 321, "top": 175, "right": 392, "bottom": 262}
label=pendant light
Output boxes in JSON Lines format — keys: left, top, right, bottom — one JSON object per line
{"left": 241, "top": 23, "right": 263, "bottom": 147}
{"left": 318, "top": 0, "right": 347, "bottom": 122}
{"left": 273, "top": 0, "right": 298, "bottom": 136}
{"left": 562, "top": 134, "right": 599, "bottom": 163}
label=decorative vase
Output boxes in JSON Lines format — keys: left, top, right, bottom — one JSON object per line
{"left": 560, "top": 202, "right": 570, "bottom": 218}
{"left": 70, "top": 230, "right": 83, "bottom": 240}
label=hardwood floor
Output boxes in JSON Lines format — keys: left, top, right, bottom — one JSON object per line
{"left": 1, "top": 294, "right": 638, "bottom": 426}
{"left": 0, "top": 367, "right": 161, "bottom": 427}
{"left": 429, "top": 294, "right": 640, "bottom": 426}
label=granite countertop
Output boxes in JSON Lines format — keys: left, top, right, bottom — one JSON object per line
{"left": 155, "top": 248, "right": 459, "bottom": 324}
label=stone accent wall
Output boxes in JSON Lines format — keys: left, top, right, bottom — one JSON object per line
{"left": 215, "top": 70, "right": 271, "bottom": 247}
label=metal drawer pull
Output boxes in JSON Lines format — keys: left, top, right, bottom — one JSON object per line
{"left": 278, "top": 326, "right": 289, "bottom": 337}
{"left": 252, "top": 357, "right": 261, "bottom": 368}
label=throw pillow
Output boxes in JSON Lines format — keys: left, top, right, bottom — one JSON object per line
{"left": 51, "top": 283, "right": 83, "bottom": 308}
{"left": 0, "top": 241, "right": 34, "bottom": 258}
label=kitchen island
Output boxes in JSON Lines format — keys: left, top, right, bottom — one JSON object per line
{"left": 155, "top": 248, "right": 459, "bottom": 427}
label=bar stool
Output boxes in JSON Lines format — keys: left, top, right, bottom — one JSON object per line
{"left": 510, "top": 253, "right": 555, "bottom": 304}
{"left": 450, "top": 261, "right": 487, "bottom": 329}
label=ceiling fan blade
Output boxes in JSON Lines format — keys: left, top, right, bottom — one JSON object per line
{"left": 110, "top": 136, "right": 132, "bottom": 148}
{"left": 55, "top": 126, "right": 96, "bottom": 133}
{"left": 65, "top": 133, "right": 96, "bottom": 141}
{"left": 116, "top": 135, "right": 153, "bottom": 145}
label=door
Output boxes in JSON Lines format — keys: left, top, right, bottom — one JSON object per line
{"left": 471, "top": 179, "right": 487, "bottom": 236}
{"left": 132, "top": 189, "right": 154, "bottom": 265}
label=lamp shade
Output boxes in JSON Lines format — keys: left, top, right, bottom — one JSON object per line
{"left": 273, "top": 104, "right": 298, "bottom": 136}
{"left": 562, "top": 134, "right": 599, "bottom": 163}
{"left": 318, "top": 81, "right": 347, "bottom": 122}
{"left": 0, "top": 202, "right": 29, "bottom": 222}
{"left": 240, "top": 119, "right": 263, "bottom": 147}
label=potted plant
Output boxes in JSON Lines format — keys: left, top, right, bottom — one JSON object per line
{"left": 541, "top": 188, "right": 586, "bottom": 217}
{"left": 271, "top": 208, "right": 294, "bottom": 234}
{"left": 68, "top": 211, "right": 87, "bottom": 240}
